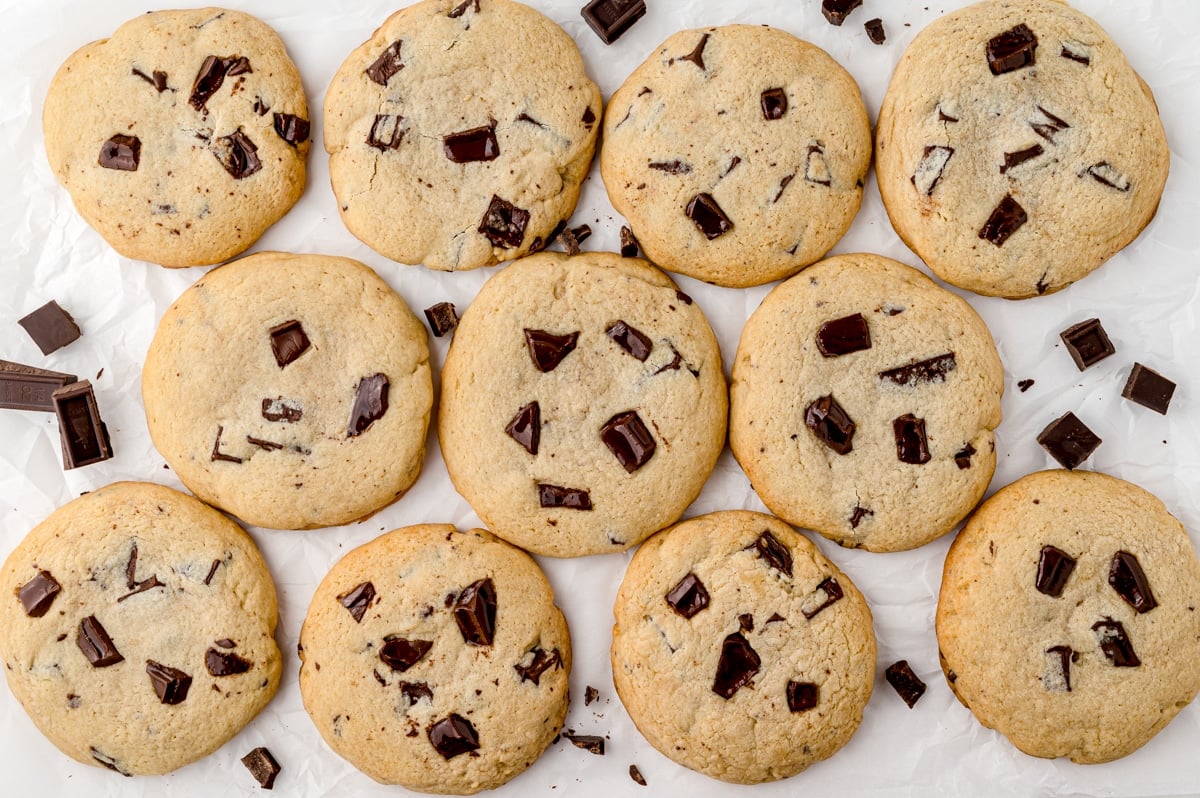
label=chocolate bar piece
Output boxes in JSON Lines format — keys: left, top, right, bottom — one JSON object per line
{"left": 0, "top": 360, "right": 77, "bottom": 412}
{"left": 18, "top": 300, "right": 81, "bottom": 355}
{"left": 52, "top": 381, "right": 113, "bottom": 469}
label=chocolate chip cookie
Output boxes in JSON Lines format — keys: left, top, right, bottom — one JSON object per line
{"left": 611, "top": 510, "right": 875, "bottom": 783}
{"left": 298, "top": 524, "right": 570, "bottom": 793}
{"left": 0, "top": 481, "right": 281, "bottom": 775}
{"left": 324, "top": 0, "right": 601, "bottom": 271}
{"left": 937, "top": 470, "right": 1200, "bottom": 763}
{"left": 438, "top": 251, "right": 727, "bottom": 558}
{"left": 876, "top": 0, "right": 1168, "bottom": 298}
{"left": 730, "top": 253, "right": 1004, "bottom": 552}
{"left": 43, "top": 8, "right": 309, "bottom": 268}
{"left": 600, "top": 24, "right": 871, "bottom": 288}
{"left": 142, "top": 251, "right": 432, "bottom": 530}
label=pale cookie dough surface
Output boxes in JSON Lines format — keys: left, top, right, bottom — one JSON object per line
{"left": 324, "top": 0, "right": 600, "bottom": 271}
{"left": 937, "top": 470, "right": 1200, "bottom": 763}
{"left": 600, "top": 24, "right": 871, "bottom": 288}
{"left": 730, "top": 253, "right": 1003, "bottom": 552}
{"left": 298, "top": 524, "right": 571, "bottom": 794}
{"left": 142, "top": 251, "right": 432, "bottom": 530}
{"left": 43, "top": 7, "right": 310, "bottom": 268}
{"left": 876, "top": 0, "right": 1168, "bottom": 298}
{"left": 0, "top": 481, "right": 281, "bottom": 776}
{"left": 611, "top": 510, "right": 875, "bottom": 784}
{"left": 439, "top": 251, "right": 727, "bottom": 558}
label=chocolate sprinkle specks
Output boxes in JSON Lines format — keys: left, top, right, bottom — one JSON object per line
{"left": 893, "top": 414, "right": 931, "bottom": 465}
{"left": 206, "top": 648, "right": 253, "bottom": 676}
{"left": 479, "top": 195, "right": 530, "bottom": 249}
{"left": 986, "top": 23, "right": 1037, "bottom": 75}
{"left": 760, "top": 88, "right": 787, "bottom": 120}
{"left": 665, "top": 572, "right": 710, "bottom": 619}
{"left": 1037, "top": 412, "right": 1101, "bottom": 470}
{"left": 515, "top": 647, "right": 562, "bottom": 685}
{"left": 367, "top": 114, "right": 405, "bottom": 150}
{"left": 885, "top": 660, "right": 926, "bottom": 708}
{"left": 979, "top": 194, "right": 1027, "bottom": 246}
{"left": 273, "top": 113, "right": 309, "bottom": 146}
{"left": 428, "top": 714, "right": 480, "bottom": 759}
{"left": 365, "top": 40, "right": 404, "bottom": 86}
{"left": 99, "top": 134, "right": 141, "bottom": 171}
{"left": 444, "top": 124, "right": 499, "bottom": 163}
{"left": 879, "top": 353, "right": 957, "bottom": 386}
{"left": 524, "top": 329, "right": 579, "bottom": 372}
{"left": 338, "top": 581, "right": 376, "bottom": 623}
{"left": 581, "top": 0, "right": 646, "bottom": 44}
{"left": 453, "top": 578, "right": 497, "bottom": 647}
{"left": 1060, "top": 318, "right": 1114, "bottom": 371}
{"left": 214, "top": 130, "right": 262, "bottom": 179}
{"left": 1122, "top": 363, "right": 1175, "bottom": 415}
{"left": 505, "top": 401, "right": 540, "bottom": 455}
{"left": 801, "top": 577, "right": 844, "bottom": 620}
{"left": 1018, "top": 379, "right": 1035, "bottom": 393}
{"left": 1109, "top": 551, "right": 1157, "bottom": 613}
{"left": 538, "top": 483, "right": 592, "bottom": 510}
{"left": 1092, "top": 618, "right": 1140, "bottom": 667}
{"left": 787, "top": 681, "right": 818, "bottom": 712}
{"left": 712, "top": 632, "right": 760, "bottom": 699}
{"left": 269, "top": 320, "right": 310, "bottom": 368}
{"left": 241, "top": 747, "right": 281, "bottom": 789}
{"left": 816, "top": 313, "right": 871, "bottom": 357}
{"left": 805, "top": 394, "right": 855, "bottom": 455}
{"left": 18, "top": 570, "right": 61, "bottom": 617}
{"left": 607, "top": 321, "right": 652, "bottom": 361}
{"left": 77, "top": 615, "right": 123, "bottom": 667}
{"left": 751, "top": 531, "right": 793, "bottom": 577}
{"left": 347, "top": 373, "right": 389, "bottom": 437}
{"left": 600, "top": 410, "right": 656, "bottom": 472}
{"left": 146, "top": 660, "right": 192, "bottom": 704}
{"left": 380, "top": 637, "right": 433, "bottom": 672}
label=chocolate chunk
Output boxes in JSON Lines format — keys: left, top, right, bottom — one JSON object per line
{"left": 91, "top": 748, "right": 130, "bottom": 777}
{"left": 885, "top": 660, "right": 926, "bottom": 708}
{"left": 665, "top": 572, "right": 710, "bottom": 619}
{"left": 562, "top": 732, "right": 606, "bottom": 755}
{"left": 619, "top": 226, "right": 640, "bottom": 257}
{"left": 804, "top": 143, "right": 832, "bottom": 186}
{"left": 380, "top": 637, "right": 433, "bottom": 672}
{"left": 676, "top": 33, "right": 710, "bottom": 70}
{"left": 241, "top": 746, "right": 281, "bottom": 789}
{"left": 365, "top": 40, "right": 404, "bottom": 86}
{"left": 98, "top": 134, "right": 141, "bottom": 171}
{"left": 606, "top": 321, "right": 652, "bottom": 361}
{"left": 893, "top": 414, "right": 931, "bottom": 465}
{"left": 1122, "top": 363, "right": 1175, "bottom": 415}
{"left": 1044, "top": 645, "right": 1074, "bottom": 692}
{"left": 752, "top": 531, "right": 793, "bottom": 577}
{"left": 601, "top": 410, "right": 656, "bottom": 472}
{"left": 204, "top": 559, "right": 221, "bottom": 586}
{"left": 272, "top": 113, "right": 309, "bottom": 146}
{"left": 937, "top": 107, "right": 959, "bottom": 124}
{"left": 215, "top": 638, "right": 237, "bottom": 649}
{"left": 225, "top": 56, "right": 251, "bottom": 76}
{"left": 760, "top": 88, "right": 787, "bottom": 120}
{"left": 821, "top": 0, "right": 862, "bottom": 25}
{"left": 423, "top": 302, "right": 459, "bottom": 337}
{"left": 444, "top": 124, "right": 499, "bottom": 163}
{"left": 801, "top": 577, "right": 843, "bottom": 619}
{"left": 978, "top": 194, "right": 1027, "bottom": 246}
{"left": 479, "top": 195, "right": 530, "bottom": 249}
{"left": 738, "top": 614, "right": 754, "bottom": 634}
{"left": 453, "top": 578, "right": 497, "bottom": 646}
{"left": 954, "top": 443, "right": 976, "bottom": 470}
{"left": 399, "top": 681, "right": 434, "bottom": 705}
{"left": 538, "top": 483, "right": 592, "bottom": 510}
{"left": 629, "top": 764, "right": 647, "bottom": 786}
{"left": 213, "top": 130, "right": 261, "bottom": 179}
{"left": 557, "top": 224, "right": 590, "bottom": 255}
{"left": 849, "top": 505, "right": 873, "bottom": 529}
{"left": 367, "top": 114, "right": 404, "bottom": 150}
{"left": 53, "top": 381, "right": 113, "bottom": 469}
{"left": 515, "top": 647, "right": 562, "bottom": 685}
{"left": 524, "top": 329, "right": 579, "bottom": 372}
{"left": 514, "top": 112, "right": 545, "bottom": 127}
{"left": 18, "top": 570, "right": 61, "bottom": 617}
{"left": 648, "top": 160, "right": 692, "bottom": 175}
{"left": 146, "top": 660, "right": 192, "bottom": 704}
{"left": 1092, "top": 618, "right": 1140, "bottom": 667}
{"left": 986, "top": 23, "right": 1037, "bottom": 75}
{"left": 1018, "top": 379, "right": 1035, "bottom": 392}
{"left": 347, "top": 373, "right": 389, "bottom": 437}
{"left": 1109, "top": 551, "right": 1158, "bottom": 613}
{"left": 77, "top": 615, "right": 123, "bottom": 667}
{"left": 504, "top": 401, "right": 541, "bottom": 455}
{"left": 805, "top": 394, "right": 855, "bottom": 455}
{"left": 685, "top": 193, "right": 734, "bottom": 240}
{"left": 712, "top": 632, "right": 760, "bottom": 699}
{"left": 1001, "top": 144, "right": 1044, "bottom": 173}
{"left": 210, "top": 425, "right": 242, "bottom": 464}
{"left": 132, "top": 68, "right": 169, "bottom": 92}
{"left": 19, "top": 300, "right": 81, "bottom": 356}
{"left": 262, "top": 397, "right": 302, "bottom": 423}
{"left": 912, "top": 145, "right": 953, "bottom": 195}
{"left": 338, "top": 581, "right": 376, "bottom": 623}
{"left": 117, "top": 573, "right": 164, "bottom": 602}
{"left": 772, "top": 174, "right": 795, "bottom": 204}
{"left": 676, "top": 290, "right": 693, "bottom": 306}
{"left": 1059, "top": 318, "right": 1114, "bottom": 370}
{"left": 787, "top": 680, "right": 818, "bottom": 712}
{"left": 1085, "top": 162, "right": 1131, "bottom": 192}
{"left": 816, "top": 313, "right": 871, "bottom": 357}
{"left": 864, "top": 17, "right": 886, "bottom": 44}
{"left": 448, "top": 0, "right": 479, "bottom": 17}
{"left": 722, "top": 155, "right": 742, "bottom": 177}
{"left": 253, "top": 98, "right": 269, "bottom": 115}
{"left": 428, "top": 714, "right": 480, "bottom": 759}
{"left": 190, "top": 55, "right": 240, "bottom": 110}
{"left": 581, "top": 0, "right": 646, "bottom": 44}
{"left": 1030, "top": 106, "right": 1069, "bottom": 143}
{"left": 1061, "top": 42, "right": 1091, "bottom": 65}
{"left": 0, "top": 360, "right": 77, "bottom": 412}
{"left": 585, "top": 685, "right": 600, "bottom": 705}
{"left": 269, "top": 320, "right": 310, "bottom": 368}
{"left": 1037, "top": 412, "right": 1101, "bottom": 470}
{"left": 206, "top": 648, "right": 253, "bottom": 676}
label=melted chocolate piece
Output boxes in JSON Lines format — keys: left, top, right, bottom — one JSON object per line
{"left": 849, "top": 505, "right": 873, "bottom": 529}
{"left": 1061, "top": 43, "right": 1091, "bottom": 65}
{"left": 1030, "top": 106, "right": 1070, "bottom": 143}
{"left": 91, "top": 748, "right": 130, "bottom": 776}
{"left": 954, "top": 443, "right": 977, "bottom": 470}
{"left": 865, "top": 17, "right": 886, "bottom": 44}
{"left": 816, "top": 313, "right": 871, "bottom": 357}
{"left": 562, "top": 732, "right": 605, "bottom": 755}
{"left": 269, "top": 320, "right": 310, "bottom": 368}
{"left": 479, "top": 195, "right": 530, "bottom": 249}
{"left": 629, "top": 764, "right": 647, "bottom": 786}
{"left": 582, "top": 107, "right": 596, "bottom": 129}
{"left": 801, "top": 577, "right": 844, "bottom": 620}
{"left": 77, "top": 615, "right": 123, "bottom": 667}
{"left": 893, "top": 414, "right": 931, "bottom": 465}
{"left": 557, "top": 224, "right": 590, "bottom": 255}
{"left": 1045, "top": 645, "right": 1074, "bottom": 692}
{"left": 787, "top": 680, "right": 818, "bottom": 712}
{"left": 712, "top": 632, "right": 760, "bottom": 699}
{"left": 214, "top": 130, "right": 262, "bottom": 179}
{"left": 347, "top": 373, "right": 389, "bottom": 437}
{"left": 676, "top": 33, "right": 710, "bottom": 69}
{"left": 822, "top": 0, "right": 862, "bottom": 25}
{"left": 0, "top": 359, "right": 77, "bottom": 412}
{"left": 885, "top": 660, "right": 926, "bottom": 708}
{"left": 760, "top": 88, "right": 787, "bottom": 120}
{"left": 146, "top": 660, "right": 192, "bottom": 704}
{"left": 987, "top": 23, "right": 1037, "bottom": 75}
{"left": 190, "top": 55, "right": 243, "bottom": 110}
{"left": 1059, "top": 318, "right": 1114, "bottom": 370}
{"left": 99, "top": 134, "right": 141, "bottom": 171}
{"left": 505, "top": 401, "right": 540, "bottom": 455}
{"left": 601, "top": 410, "right": 656, "bottom": 472}
{"left": 1109, "top": 551, "right": 1158, "bottom": 613}
{"left": 18, "top": 570, "right": 61, "bottom": 617}
{"left": 262, "top": 397, "right": 302, "bottom": 423}
{"left": 686, "top": 194, "right": 733, "bottom": 239}
{"left": 423, "top": 302, "right": 459, "bottom": 337}
{"left": 132, "top": 68, "right": 169, "bottom": 92}
{"left": 18, "top": 301, "right": 81, "bottom": 356}
{"left": 805, "top": 394, "right": 855, "bottom": 455}
{"left": 1037, "top": 412, "right": 1101, "bottom": 470}
{"left": 912, "top": 145, "right": 953, "bottom": 195}
{"left": 399, "top": 681, "right": 434, "bottom": 705}
{"left": 448, "top": 0, "right": 479, "bottom": 17}
{"left": 752, "top": 531, "right": 793, "bottom": 577}
{"left": 444, "top": 124, "right": 499, "bottom": 163}
{"left": 581, "top": 0, "right": 646, "bottom": 44}
{"left": 1085, "top": 162, "right": 1131, "bottom": 192}
{"left": 453, "top": 578, "right": 497, "bottom": 646}
{"left": 338, "top": 581, "right": 376, "bottom": 623}
{"left": 1092, "top": 618, "right": 1140, "bottom": 667}
{"left": 215, "top": 638, "right": 236, "bottom": 649}
{"left": 606, "top": 321, "right": 652, "bottom": 361}
{"left": 367, "top": 114, "right": 404, "bottom": 150}
{"left": 648, "top": 160, "right": 692, "bottom": 175}
{"left": 210, "top": 425, "right": 242, "bottom": 464}
{"left": 665, "top": 572, "right": 709, "bottom": 619}
{"left": 206, "top": 648, "right": 253, "bottom": 676}
{"left": 538, "top": 483, "right": 592, "bottom": 510}
{"left": 979, "top": 194, "right": 1027, "bottom": 246}
{"left": 620, "top": 226, "right": 640, "bottom": 257}
{"left": 365, "top": 40, "right": 404, "bottom": 86}
{"left": 805, "top": 143, "right": 832, "bottom": 186}
{"left": 1122, "top": 363, "right": 1175, "bottom": 415}
{"left": 1001, "top": 144, "right": 1044, "bottom": 173}
{"left": 524, "top": 329, "right": 579, "bottom": 372}
{"left": 380, "top": 637, "right": 433, "bottom": 672}
{"left": 273, "top": 113, "right": 310, "bottom": 146}
{"left": 515, "top": 647, "right": 562, "bottom": 685}
{"left": 241, "top": 747, "right": 281, "bottom": 789}
{"left": 428, "top": 714, "right": 480, "bottom": 759}
{"left": 772, "top": 174, "right": 795, "bottom": 204}
{"left": 53, "top": 381, "right": 113, "bottom": 469}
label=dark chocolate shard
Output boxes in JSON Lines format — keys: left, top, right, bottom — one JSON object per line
{"left": 581, "top": 0, "right": 646, "bottom": 45}
{"left": 206, "top": 648, "right": 253, "bottom": 676}
{"left": 805, "top": 394, "right": 855, "bottom": 455}
{"left": 601, "top": 410, "right": 656, "bottom": 472}
{"left": 987, "top": 23, "right": 1038, "bottom": 75}
{"left": 1122, "top": 363, "right": 1175, "bottom": 415}
{"left": 865, "top": 17, "right": 886, "bottom": 44}
{"left": 515, "top": 647, "right": 562, "bottom": 685}
{"left": 912, "top": 145, "right": 953, "bottom": 195}
{"left": 538, "top": 483, "right": 592, "bottom": 510}
{"left": 428, "top": 714, "right": 480, "bottom": 759}
{"left": 585, "top": 685, "right": 599, "bottom": 705}
{"left": 214, "top": 130, "right": 262, "bottom": 179}
{"left": 53, "top": 381, "right": 113, "bottom": 469}
{"left": 562, "top": 732, "right": 605, "bottom": 755}
{"left": 92, "top": 748, "right": 131, "bottom": 777}
{"left": 132, "top": 68, "right": 169, "bottom": 92}
{"left": 648, "top": 160, "right": 692, "bottom": 175}
{"left": 365, "top": 40, "right": 404, "bottom": 86}
{"left": 1001, "top": 144, "right": 1044, "bottom": 173}
{"left": 805, "top": 143, "right": 832, "bottom": 186}
{"left": 978, "top": 194, "right": 1027, "bottom": 246}
{"left": 0, "top": 359, "right": 77, "bottom": 412}
{"left": 1060, "top": 42, "right": 1091, "bottom": 65}
{"left": 98, "top": 134, "right": 141, "bottom": 171}
{"left": 262, "top": 397, "right": 302, "bottom": 423}
{"left": 380, "top": 637, "right": 434, "bottom": 671}
{"left": 787, "top": 680, "right": 818, "bottom": 712}
{"left": 515, "top": 112, "right": 545, "bottom": 128}
{"left": 444, "top": 124, "right": 499, "bottom": 163}
{"left": 686, "top": 193, "right": 733, "bottom": 239}
{"left": 18, "top": 300, "right": 81, "bottom": 356}
{"left": 424, "top": 302, "right": 459, "bottom": 337}
{"left": 619, "top": 226, "right": 640, "bottom": 257}
{"left": 190, "top": 55, "right": 240, "bottom": 110}
{"left": 1059, "top": 318, "right": 1114, "bottom": 371}
{"left": 893, "top": 414, "right": 931, "bottom": 465}
{"left": 885, "top": 660, "right": 926, "bottom": 708}
{"left": 1044, "top": 645, "right": 1074, "bottom": 691}
{"left": 347, "top": 373, "right": 389, "bottom": 437}
{"left": 18, "top": 570, "right": 61, "bottom": 617}
{"left": 479, "top": 195, "right": 530, "bottom": 249}
{"left": 337, "top": 581, "right": 376, "bottom": 624}
{"left": 1092, "top": 618, "right": 1140, "bottom": 667}
{"left": 273, "top": 113, "right": 310, "bottom": 146}
{"left": 146, "top": 660, "right": 192, "bottom": 704}
{"left": 557, "top": 224, "right": 590, "bottom": 255}
{"left": 453, "top": 578, "right": 497, "bottom": 646}
{"left": 77, "top": 615, "right": 123, "bottom": 667}
{"left": 760, "top": 88, "right": 787, "bottom": 120}
{"left": 665, "top": 572, "right": 709, "bottom": 619}
{"left": 524, "top": 329, "right": 579, "bottom": 372}
{"left": 822, "top": 0, "right": 862, "bottom": 26}
{"left": 1085, "top": 162, "right": 1131, "bottom": 192}
{"left": 226, "top": 56, "right": 251, "bottom": 76}
{"left": 204, "top": 559, "right": 221, "bottom": 586}
{"left": 117, "top": 574, "right": 164, "bottom": 602}
{"left": 629, "top": 764, "right": 647, "bottom": 785}
{"left": 399, "top": 681, "right": 434, "bottom": 706}
{"left": 448, "top": 0, "right": 479, "bottom": 17}
{"left": 210, "top": 425, "right": 242, "bottom": 464}
{"left": 504, "top": 401, "right": 540, "bottom": 455}
{"left": 937, "top": 106, "right": 960, "bottom": 124}
{"left": 1037, "top": 412, "right": 1101, "bottom": 470}
{"left": 752, "top": 531, "right": 793, "bottom": 577}
{"left": 954, "top": 443, "right": 977, "bottom": 470}
{"left": 269, "top": 320, "right": 310, "bottom": 368}
{"left": 1109, "top": 551, "right": 1158, "bottom": 613}
{"left": 676, "top": 33, "right": 710, "bottom": 70}
{"left": 722, "top": 155, "right": 742, "bottom": 177}
{"left": 607, "top": 321, "right": 652, "bottom": 361}
{"left": 801, "top": 577, "right": 844, "bottom": 619}
{"left": 241, "top": 746, "right": 281, "bottom": 789}
{"left": 1030, "top": 106, "right": 1069, "bottom": 143}
{"left": 367, "top": 114, "right": 404, "bottom": 150}
{"left": 712, "top": 632, "right": 760, "bottom": 699}
{"left": 849, "top": 505, "right": 873, "bottom": 529}
{"left": 772, "top": 174, "right": 795, "bottom": 204}
{"left": 816, "top": 313, "right": 871, "bottom": 357}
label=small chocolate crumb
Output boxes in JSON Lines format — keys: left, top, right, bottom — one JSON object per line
{"left": 585, "top": 685, "right": 600, "bottom": 705}
{"left": 562, "top": 732, "right": 605, "bottom": 755}
{"left": 629, "top": 764, "right": 647, "bottom": 786}
{"left": 864, "top": 17, "right": 886, "bottom": 44}
{"left": 1018, "top": 379, "right": 1035, "bottom": 392}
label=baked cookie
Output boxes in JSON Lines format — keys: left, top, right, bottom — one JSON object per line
{"left": 43, "top": 8, "right": 309, "bottom": 268}
{"left": 0, "top": 481, "right": 281, "bottom": 776}
{"left": 730, "top": 253, "right": 1003, "bottom": 552}
{"left": 611, "top": 510, "right": 875, "bottom": 784}
{"left": 438, "top": 251, "right": 727, "bottom": 558}
{"left": 142, "top": 251, "right": 432, "bottom": 530}
{"left": 324, "top": 0, "right": 601, "bottom": 271}
{"left": 876, "top": 0, "right": 1168, "bottom": 298}
{"left": 298, "top": 524, "right": 570, "bottom": 794}
{"left": 937, "top": 470, "right": 1200, "bottom": 763}
{"left": 600, "top": 25, "right": 871, "bottom": 288}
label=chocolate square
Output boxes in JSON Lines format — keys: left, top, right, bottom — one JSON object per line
{"left": 52, "top": 381, "right": 113, "bottom": 469}
{"left": 1059, "top": 318, "right": 1114, "bottom": 371}
{"left": 1036, "top": 412, "right": 1101, "bottom": 470}
{"left": 1121, "top": 363, "right": 1175, "bottom": 415}
{"left": 423, "top": 302, "right": 459, "bottom": 337}
{"left": 581, "top": 0, "right": 646, "bottom": 45}
{"left": 0, "top": 360, "right": 77, "bottom": 412}
{"left": 19, "top": 301, "right": 81, "bottom": 355}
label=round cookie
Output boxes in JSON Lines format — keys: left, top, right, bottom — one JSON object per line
{"left": 324, "top": 0, "right": 601, "bottom": 271}
{"left": 43, "top": 8, "right": 309, "bottom": 268}
{"left": 876, "top": 0, "right": 1168, "bottom": 298}
{"left": 937, "top": 470, "right": 1200, "bottom": 763}
{"left": 298, "top": 524, "right": 570, "bottom": 794}
{"left": 611, "top": 510, "right": 875, "bottom": 784}
{"left": 0, "top": 482, "right": 281, "bottom": 776}
{"left": 600, "top": 25, "right": 871, "bottom": 288}
{"left": 142, "top": 251, "right": 432, "bottom": 530}
{"left": 438, "top": 251, "right": 727, "bottom": 558}
{"left": 730, "top": 253, "right": 1003, "bottom": 552}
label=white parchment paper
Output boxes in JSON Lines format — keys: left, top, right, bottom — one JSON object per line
{"left": 3, "top": 1, "right": 1200, "bottom": 795}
